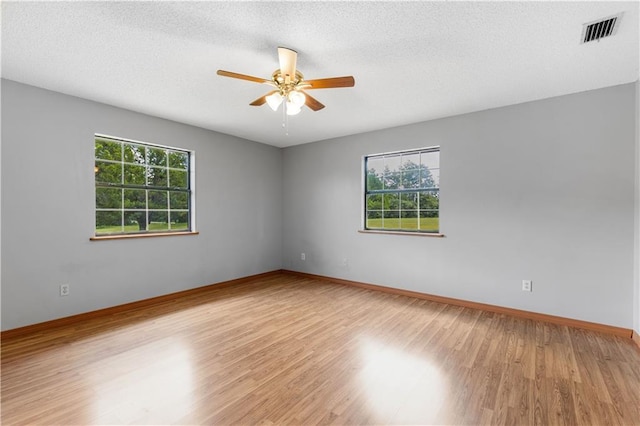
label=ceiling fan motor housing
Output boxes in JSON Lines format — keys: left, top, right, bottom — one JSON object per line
{"left": 272, "top": 70, "right": 306, "bottom": 95}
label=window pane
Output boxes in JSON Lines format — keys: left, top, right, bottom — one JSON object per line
{"left": 96, "top": 211, "right": 122, "bottom": 234}
{"left": 401, "top": 153, "right": 420, "bottom": 170}
{"left": 95, "top": 139, "right": 122, "bottom": 161}
{"left": 124, "top": 189, "right": 146, "bottom": 209}
{"left": 124, "top": 211, "right": 147, "bottom": 232}
{"left": 421, "top": 151, "right": 439, "bottom": 169}
{"left": 382, "top": 210, "right": 400, "bottom": 230}
{"left": 124, "top": 144, "right": 146, "bottom": 165}
{"left": 421, "top": 168, "right": 437, "bottom": 188}
{"left": 366, "top": 169, "right": 383, "bottom": 190}
{"left": 366, "top": 157, "right": 383, "bottom": 174}
{"left": 431, "top": 168, "right": 440, "bottom": 188}
{"left": 124, "top": 164, "right": 146, "bottom": 185}
{"left": 149, "top": 211, "right": 169, "bottom": 231}
{"left": 400, "top": 192, "right": 417, "bottom": 210}
{"left": 148, "top": 167, "right": 167, "bottom": 187}
{"left": 366, "top": 210, "right": 384, "bottom": 229}
{"left": 170, "top": 211, "right": 189, "bottom": 230}
{"left": 419, "top": 192, "right": 439, "bottom": 211}
{"left": 169, "top": 169, "right": 188, "bottom": 189}
{"left": 96, "top": 187, "right": 122, "bottom": 209}
{"left": 149, "top": 191, "right": 168, "bottom": 209}
{"left": 383, "top": 210, "right": 400, "bottom": 219}
{"left": 400, "top": 212, "right": 419, "bottom": 230}
{"left": 366, "top": 194, "right": 382, "bottom": 212}
{"left": 169, "top": 151, "right": 189, "bottom": 169}
{"left": 419, "top": 211, "right": 439, "bottom": 232}
{"left": 383, "top": 171, "right": 401, "bottom": 190}
{"left": 95, "top": 161, "right": 121, "bottom": 184}
{"left": 419, "top": 209, "right": 439, "bottom": 218}
{"left": 383, "top": 193, "right": 399, "bottom": 210}
{"left": 366, "top": 157, "right": 383, "bottom": 191}
{"left": 401, "top": 169, "right": 421, "bottom": 189}
{"left": 169, "top": 191, "right": 188, "bottom": 210}
{"left": 148, "top": 148, "right": 167, "bottom": 167}
{"left": 384, "top": 155, "right": 401, "bottom": 173}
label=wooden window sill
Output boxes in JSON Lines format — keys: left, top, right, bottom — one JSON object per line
{"left": 90, "top": 231, "right": 199, "bottom": 241}
{"left": 358, "top": 229, "right": 445, "bottom": 237}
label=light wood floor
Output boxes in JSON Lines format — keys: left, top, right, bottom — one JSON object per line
{"left": 2, "top": 273, "right": 639, "bottom": 425}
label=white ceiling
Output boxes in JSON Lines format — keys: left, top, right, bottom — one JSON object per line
{"left": 2, "top": 1, "right": 638, "bottom": 148}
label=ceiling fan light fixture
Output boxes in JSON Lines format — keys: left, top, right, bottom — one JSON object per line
{"left": 288, "top": 91, "right": 306, "bottom": 108}
{"left": 266, "top": 92, "right": 283, "bottom": 111}
{"left": 217, "top": 46, "right": 355, "bottom": 121}
{"left": 286, "top": 102, "right": 301, "bottom": 115}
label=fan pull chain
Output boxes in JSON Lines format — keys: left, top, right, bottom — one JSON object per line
{"left": 283, "top": 100, "right": 289, "bottom": 136}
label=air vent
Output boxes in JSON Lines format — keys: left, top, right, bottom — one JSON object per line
{"left": 581, "top": 13, "right": 622, "bottom": 43}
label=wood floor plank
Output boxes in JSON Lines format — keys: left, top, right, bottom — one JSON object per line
{"left": 2, "top": 272, "right": 639, "bottom": 425}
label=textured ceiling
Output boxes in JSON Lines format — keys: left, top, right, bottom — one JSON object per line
{"left": 2, "top": 1, "right": 638, "bottom": 148}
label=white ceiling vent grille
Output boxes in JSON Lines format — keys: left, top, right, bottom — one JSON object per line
{"left": 581, "top": 13, "right": 622, "bottom": 43}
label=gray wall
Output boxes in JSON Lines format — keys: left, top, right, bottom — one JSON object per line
{"left": 2, "top": 79, "right": 637, "bottom": 332}
{"left": 1, "top": 79, "right": 283, "bottom": 330}
{"left": 282, "top": 83, "right": 637, "bottom": 328}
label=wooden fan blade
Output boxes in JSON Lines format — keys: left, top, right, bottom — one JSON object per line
{"left": 250, "top": 91, "right": 277, "bottom": 106}
{"left": 302, "top": 91, "right": 325, "bottom": 111}
{"left": 305, "top": 76, "right": 355, "bottom": 89}
{"left": 217, "top": 70, "right": 270, "bottom": 84}
{"left": 278, "top": 47, "right": 297, "bottom": 81}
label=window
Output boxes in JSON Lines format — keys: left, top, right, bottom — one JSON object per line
{"left": 364, "top": 146, "right": 440, "bottom": 233}
{"left": 94, "top": 135, "right": 193, "bottom": 236}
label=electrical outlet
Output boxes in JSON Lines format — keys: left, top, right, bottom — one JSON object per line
{"left": 60, "top": 284, "right": 70, "bottom": 296}
{"left": 522, "top": 280, "right": 532, "bottom": 292}
{"left": 300, "top": 253, "right": 306, "bottom": 261}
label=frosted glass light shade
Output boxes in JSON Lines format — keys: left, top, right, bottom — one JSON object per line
{"left": 266, "top": 92, "right": 283, "bottom": 111}
{"left": 285, "top": 101, "right": 301, "bottom": 115}
{"left": 288, "top": 91, "right": 306, "bottom": 108}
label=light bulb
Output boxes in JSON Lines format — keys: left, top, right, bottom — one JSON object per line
{"left": 288, "top": 91, "right": 306, "bottom": 108}
{"left": 286, "top": 101, "right": 301, "bottom": 115}
{"left": 266, "top": 92, "right": 283, "bottom": 111}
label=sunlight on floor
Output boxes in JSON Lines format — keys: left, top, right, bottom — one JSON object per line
{"left": 358, "top": 337, "right": 446, "bottom": 424}
{"left": 90, "top": 338, "right": 194, "bottom": 424}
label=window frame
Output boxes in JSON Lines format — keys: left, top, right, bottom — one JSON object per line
{"left": 93, "top": 134, "right": 196, "bottom": 238}
{"left": 362, "top": 146, "right": 441, "bottom": 236}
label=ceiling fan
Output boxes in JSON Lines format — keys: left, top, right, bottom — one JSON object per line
{"left": 217, "top": 47, "right": 355, "bottom": 115}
